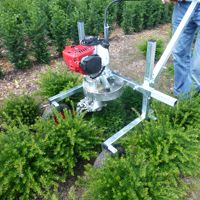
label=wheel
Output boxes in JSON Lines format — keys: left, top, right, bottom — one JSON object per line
{"left": 42, "top": 104, "right": 69, "bottom": 123}
{"left": 93, "top": 144, "right": 125, "bottom": 168}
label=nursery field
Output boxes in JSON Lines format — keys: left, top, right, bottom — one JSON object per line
{"left": 0, "top": 0, "right": 200, "bottom": 200}
{"left": 1, "top": 23, "right": 200, "bottom": 200}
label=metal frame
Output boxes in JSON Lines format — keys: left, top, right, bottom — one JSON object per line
{"left": 48, "top": 0, "right": 199, "bottom": 154}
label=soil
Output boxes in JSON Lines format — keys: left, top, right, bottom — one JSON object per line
{"left": 1, "top": 24, "right": 199, "bottom": 199}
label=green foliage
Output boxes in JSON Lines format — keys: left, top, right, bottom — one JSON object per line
{"left": 48, "top": 0, "right": 69, "bottom": 53}
{"left": 121, "top": 1, "right": 145, "bottom": 33}
{"left": 152, "top": 92, "right": 200, "bottom": 129}
{"left": 0, "top": 107, "right": 103, "bottom": 199}
{"left": 165, "top": 63, "right": 174, "bottom": 77}
{"left": 0, "top": 8, "right": 31, "bottom": 69}
{"left": 142, "top": 0, "right": 162, "bottom": 29}
{"left": 27, "top": 0, "right": 50, "bottom": 64}
{"left": 138, "top": 38, "right": 164, "bottom": 60}
{"left": 121, "top": 0, "right": 173, "bottom": 34}
{"left": 37, "top": 64, "right": 82, "bottom": 97}
{"left": 0, "top": 124, "right": 57, "bottom": 200}
{"left": 0, "top": 65, "right": 4, "bottom": 79}
{"left": 34, "top": 109, "right": 102, "bottom": 175}
{"left": 80, "top": 91, "right": 200, "bottom": 200}
{"left": 81, "top": 116, "right": 200, "bottom": 199}
{"left": 90, "top": 87, "right": 142, "bottom": 138}
{"left": 0, "top": 94, "right": 40, "bottom": 126}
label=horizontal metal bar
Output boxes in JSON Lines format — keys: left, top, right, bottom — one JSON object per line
{"left": 48, "top": 85, "right": 83, "bottom": 103}
{"left": 113, "top": 72, "right": 177, "bottom": 107}
{"left": 103, "top": 116, "right": 145, "bottom": 154}
{"left": 152, "top": 0, "right": 199, "bottom": 81}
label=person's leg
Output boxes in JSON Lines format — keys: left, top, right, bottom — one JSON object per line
{"left": 172, "top": 2, "right": 197, "bottom": 96}
{"left": 191, "top": 30, "right": 200, "bottom": 92}
{"left": 191, "top": 4, "right": 200, "bottom": 92}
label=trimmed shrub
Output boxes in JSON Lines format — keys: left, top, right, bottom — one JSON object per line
{"left": 37, "top": 64, "right": 82, "bottom": 98}
{"left": 90, "top": 87, "right": 142, "bottom": 138}
{"left": 0, "top": 94, "right": 41, "bottom": 126}
{"left": 27, "top": 0, "right": 50, "bottom": 64}
{"left": 81, "top": 116, "right": 200, "bottom": 199}
{"left": 152, "top": 92, "right": 200, "bottom": 129}
{"left": 48, "top": 0, "right": 69, "bottom": 53}
{"left": 0, "top": 107, "right": 103, "bottom": 199}
{"left": 0, "top": 12, "right": 30, "bottom": 69}
{"left": 0, "top": 124, "right": 57, "bottom": 200}
{"left": 34, "top": 109, "right": 103, "bottom": 176}
{"left": 121, "top": 0, "right": 173, "bottom": 34}
{"left": 138, "top": 38, "right": 165, "bottom": 60}
{"left": 121, "top": 1, "right": 145, "bottom": 34}
{"left": 143, "top": 0, "right": 162, "bottom": 29}
{"left": 81, "top": 157, "right": 186, "bottom": 200}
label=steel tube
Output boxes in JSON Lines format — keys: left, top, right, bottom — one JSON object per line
{"left": 103, "top": 116, "right": 145, "bottom": 154}
{"left": 48, "top": 85, "right": 83, "bottom": 104}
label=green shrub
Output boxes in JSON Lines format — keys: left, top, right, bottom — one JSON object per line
{"left": 152, "top": 92, "right": 200, "bottom": 129}
{"left": 143, "top": 0, "right": 162, "bottom": 29}
{"left": 0, "top": 107, "right": 103, "bottom": 199}
{"left": 121, "top": 0, "right": 173, "bottom": 34}
{"left": 37, "top": 64, "right": 82, "bottom": 97}
{"left": 27, "top": 0, "right": 50, "bottom": 64}
{"left": 121, "top": 1, "right": 145, "bottom": 34}
{"left": 127, "top": 119, "right": 200, "bottom": 177}
{"left": 0, "top": 124, "right": 57, "bottom": 200}
{"left": 48, "top": 0, "right": 69, "bottom": 53}
{"left": 138, "top": 38, "right": 164, "bottom": 60}
{"left": 0, "top": 94, "right": 41, "bottom": 126}
{"left": 0, "top": 65, "right": 4, "bottom": 79}
{"left": 81, "top": 116, "right": 200, "bottom": 199}
{"left": 90, "top": 87, "right": 142, "bottom": 138}
{"left": 0, "top": 11, "right": 30, "bottom": 69}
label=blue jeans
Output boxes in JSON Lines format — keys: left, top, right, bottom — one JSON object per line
{"left": 172, "top": 2, "right": 200, "bottom": 96}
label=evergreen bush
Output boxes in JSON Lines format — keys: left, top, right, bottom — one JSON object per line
{"left": 37, "top": 64, "right": 82, "bottom": 97}
{"left": 90, "top": 87, "right": 142, "bottom": 138}
{"left": 81, "top": 116, "right": 200, "bottom": 199}
{"left": 0, "top": 124, "right": 57, "bottom": 200}
{"left": 48, "top": 0, "right": 69, "bottom": 53}
{"left": 0, "top": 94, "right": 41, "bottom": 126}
{"left": 36, "top": 108, "right": 102, "bottom": 165}
{"left": 152, "top": 92, "right": 200, "bottom": 129}
{"left": 0, "top": 108, "right": 103, "bottom": 199}
{"left": 121, "top": 0, "right": 173, "bottom": 34}
{"left": 0, "top": 11, "right": 31, "bottom": 69}
{"left": 27, "top": 0, "right": 50, "bottom": 64}
{"left": 121, "top": 1, "right": 145, "bottom": 34}
{"left": 138, "top": 38, "right": 164, "bottom": 60}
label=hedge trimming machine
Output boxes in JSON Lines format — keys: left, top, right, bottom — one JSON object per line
{"left": 48, "top": 0, "right": 199, "bottom": 154}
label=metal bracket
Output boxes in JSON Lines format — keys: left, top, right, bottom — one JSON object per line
{"left": 48, "top": 85, "right": 83, "bottom": 106}
{"left": 103, "top": 40, "right": 177, "bottom": 154}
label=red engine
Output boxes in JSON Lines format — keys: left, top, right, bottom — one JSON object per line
{"left": 63, "top": 45, "right": 95, "bottom": 74}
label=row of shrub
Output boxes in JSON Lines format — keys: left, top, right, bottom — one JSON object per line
{"left": 0, "top": 0, "right": 173, "bottom": 69}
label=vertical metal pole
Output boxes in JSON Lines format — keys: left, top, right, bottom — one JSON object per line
{"left": 142, "top": 40, "right": 156, "bottom": 119}
{"left": 77, "top": 21, "right": 85, "bottom": 43}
